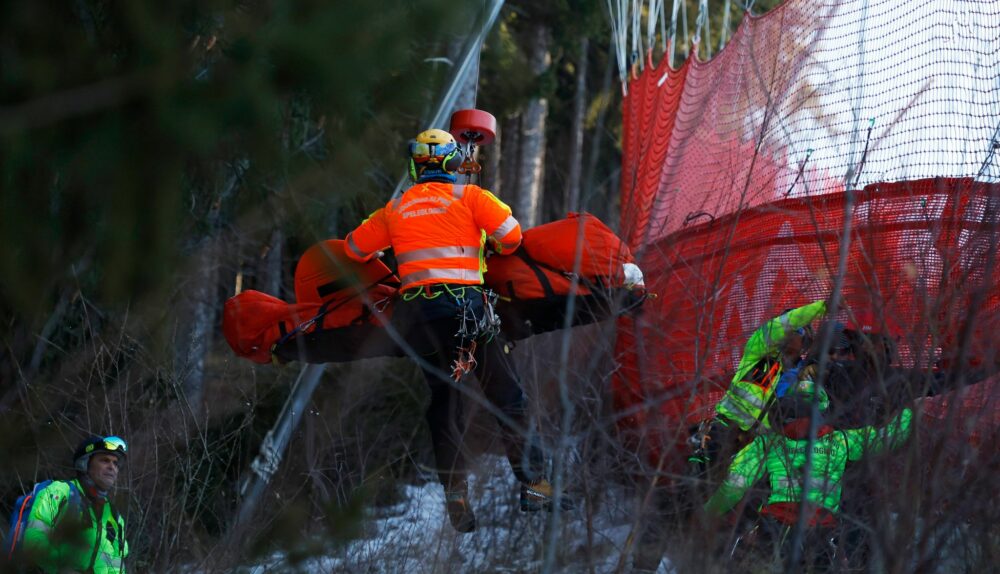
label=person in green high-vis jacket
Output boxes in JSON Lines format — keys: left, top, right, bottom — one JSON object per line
{"left": 690, "top": 300, "right": 828, "bottom": 479}
{"left": 716, "top": 299, "right": 828, "bottom": 432}
{"left": 704, "top": 377, "right": 912, "bottom": 569}
{"left": 21, "top": 436, "right": 129, "bottom": 573}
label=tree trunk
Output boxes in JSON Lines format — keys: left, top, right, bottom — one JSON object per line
{"left": 514, "top": 24, "right": 551, "bottom": 229}
{"left": 484, "top": 121, "right": 502, "bottom": 192}
{"left": 584, "top": 52, "right": 615, "bottom": 221}
{"left": 179, "top": 241, "right": 217, "bottom": 414}
{"left": 176, "top": 159, "right": 246, "bottom": 416}
{"left": 566, "top": 36, "right": 589, "bottom": 215}
{"left": 259, "top": 227, "right": 284, "bottom": 298}
{"left": 501, "top": 113, "right": 521, "bottom": 206}
{"left": 607, "top": 167, "right": 621, "bottom": 234}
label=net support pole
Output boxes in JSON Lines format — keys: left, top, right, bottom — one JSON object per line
{"left": 233, "top": 363, "right": 327, "bottom": 530}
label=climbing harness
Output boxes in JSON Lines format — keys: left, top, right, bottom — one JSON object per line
{"left": 399, "top": 283, "right": 502, "bottom": 381}
{"left": 452, "top": 340, "right": 478, "bottom": 381}
{"left": 456, "top": 288, "right": 501, "bottom": 341}
{"left": 451, "top": 287, "right": 502, "bottom": 381}
{"left": 451, "top": 288, "right": 500, "bottom": 342}
{"left": 401, "top": 283, "right": 480, "bottom": 302}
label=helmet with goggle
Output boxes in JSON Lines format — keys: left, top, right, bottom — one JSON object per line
{"left": 408, "top": 128, "right": 463, "bottom": 182}
{"left": 74, "top": 435, "right": 127, "bottom": 472}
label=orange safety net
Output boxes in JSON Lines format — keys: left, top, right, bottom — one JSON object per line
{"left": 613, "top": 0, "right": 1000, "bottom": 471}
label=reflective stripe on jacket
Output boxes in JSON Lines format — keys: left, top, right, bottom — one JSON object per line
{"left": 344, "top": 183, "right": 521, "bottom": 289}
{"left": 22, "top": 478, "right": 128, "bottom": 573}
{"left": 716, "top": 380, "right": 770, "bottom": 431}
{"left": 705, "top": 408, "right": 912, "bottom": 517}
{"left": 716, "top": 299, "right": 828, "bottom": 431}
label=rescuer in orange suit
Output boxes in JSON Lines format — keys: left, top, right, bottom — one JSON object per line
{"left": 344, "top": 128, "right": 564, "bottom": 532}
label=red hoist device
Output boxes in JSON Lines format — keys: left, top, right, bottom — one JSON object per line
{"left": 449, "top": 108, "right": 497, "bottom": 178}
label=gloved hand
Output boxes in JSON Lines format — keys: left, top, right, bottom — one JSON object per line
{"left": 484, "top": 241, "right": 498, "bottom": 258}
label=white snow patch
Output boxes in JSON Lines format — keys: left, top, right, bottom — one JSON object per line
{"left": 245, "top": 456, "right": 675, "bottom": 573}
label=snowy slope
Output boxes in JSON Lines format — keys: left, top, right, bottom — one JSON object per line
{"left": 247, "top": 456, "right": 673, "bottom": 573}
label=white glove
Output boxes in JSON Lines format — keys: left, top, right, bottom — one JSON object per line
{"left": 623, "top": 262, "right": 645, "bottom": 289}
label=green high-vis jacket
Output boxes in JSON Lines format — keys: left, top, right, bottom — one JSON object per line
{"left": 22, "top": 478, "right": 128, "bottom": 573}
{"left": 716, "top": 299, "right": 827, "bottom": 431}
{"left": 705, "top": 408, "right": 913, "bottom": 516}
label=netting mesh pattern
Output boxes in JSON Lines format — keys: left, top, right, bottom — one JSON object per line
{"left": 614, "top": 178, "right": 1000, "bottom": 468}
{"left": 613, "top": 0, "right": 1000, "bottom": 465}
{"left": 622, "top": 0, "right": 1000, "bottom": 248}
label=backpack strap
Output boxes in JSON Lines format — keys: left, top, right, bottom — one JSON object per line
{"left": 514, "top": 250, "right": 557, "bottom": 299}
{"left": 513, "top": 248, "right": 612, "bottom": 298}
{"left": 49, "top": 480, "right": 84, "bottom": 524}
{"left": 277, "top": 272, "right": 398, "bottom": 345}
{"left": 66, "top": 480, "right": 82, "bottom": 513}
{"left": 82, "top": 489, "right": 123, "bottom": 574}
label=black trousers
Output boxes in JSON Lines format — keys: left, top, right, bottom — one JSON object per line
{"left": 394, "top": 287, "right": 544, "bottom": 490}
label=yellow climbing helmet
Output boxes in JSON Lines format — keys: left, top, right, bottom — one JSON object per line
{"left": 408, "top": 128, "right": 463, "bottom": 181}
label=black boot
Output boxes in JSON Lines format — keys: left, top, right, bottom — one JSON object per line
{"left": 445, "top": 482, "right": 476, "bottom": 533}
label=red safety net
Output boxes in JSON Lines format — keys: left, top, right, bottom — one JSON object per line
{"left": 613, "top": 0, "right": 1000, "bottom": 471}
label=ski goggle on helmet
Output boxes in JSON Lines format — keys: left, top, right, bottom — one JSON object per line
{"left": 408, "top": 129, "right": 463, "bottom": 179}
{"left": 87, "top": 436, "right": 128, "bottom": 455}
{"left": 74, "top": 435, "right": 128, "bottom": 472}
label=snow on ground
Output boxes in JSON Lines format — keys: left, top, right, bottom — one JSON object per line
{"left": 246, "top": 455, "right": 674, "bottom": 573}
